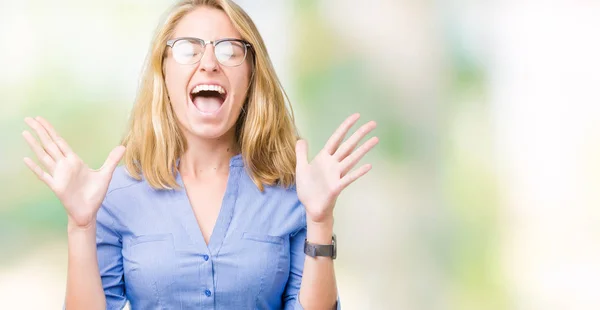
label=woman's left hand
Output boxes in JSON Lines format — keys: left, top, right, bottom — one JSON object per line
{"left": 295, "top": 113, "right": 379, "bottom": 224}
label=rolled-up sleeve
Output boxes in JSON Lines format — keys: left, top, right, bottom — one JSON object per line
{"left": 96, "top": 201, "right": 127, "bottom": 310}
{"left": 282, "top": 225, "right": 341, "bottom": 310}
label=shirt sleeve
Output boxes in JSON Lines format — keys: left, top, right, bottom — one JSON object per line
{"left": 282, "top": 222, "right": 341, "bottom": 310}
{"left": 95, "top": 201, "right": 127, "bottom": 310}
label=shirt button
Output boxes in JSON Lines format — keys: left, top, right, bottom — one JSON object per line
{"left": 203, "top": 254, "right": 209, "bottom": 261}
{"left": 205, "top": 289, "right": 212, "bottom": 297}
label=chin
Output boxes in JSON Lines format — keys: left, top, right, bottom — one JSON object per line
{"left": 182, "top": 108, "right": 239, "bottom": 141}
{"left": 187, "top": 122, "right": 233, "bottom": 140}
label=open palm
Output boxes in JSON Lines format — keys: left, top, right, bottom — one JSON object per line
{"left": 22, "top": 117, "right": 125, "bottom": 228}
{"left": 295, "top": 113, "right": 379, "bottom": 223}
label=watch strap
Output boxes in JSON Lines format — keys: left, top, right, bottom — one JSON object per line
{"left": 304, "top": 234, "right": 336, "bottom": 259}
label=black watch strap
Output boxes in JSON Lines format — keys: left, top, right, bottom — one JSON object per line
{"left": 304, "top": 234, "right": 336, "bottom": 259}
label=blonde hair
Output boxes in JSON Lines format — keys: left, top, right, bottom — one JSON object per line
{"left": 121, "top": 0, "right": 298, "bottom": 191}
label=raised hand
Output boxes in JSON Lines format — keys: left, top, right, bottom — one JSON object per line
{"left": 22, "top": 117, "right": 126, "bottom": 229}
{"left": 295, "top": 113, "right": 379, "bottom": 224}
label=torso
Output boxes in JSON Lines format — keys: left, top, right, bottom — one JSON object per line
{"left": 97, "top": 156, "right": 307, "bottom": 309}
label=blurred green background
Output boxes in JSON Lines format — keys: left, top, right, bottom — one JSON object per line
{"left": 2, "top": 0, "right": 600, "bottom": 309}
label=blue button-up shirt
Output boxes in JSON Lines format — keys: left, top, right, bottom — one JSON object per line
{"left": 93, "top": 154, "right": 340, "bottom": 309}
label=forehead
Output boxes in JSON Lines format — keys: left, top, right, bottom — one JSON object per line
{"left": 173, "top": 6, "right": 242, "bottom": 40}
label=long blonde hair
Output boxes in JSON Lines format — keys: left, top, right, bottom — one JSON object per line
{"left": 121, "top": 0, "right": 298, "bottom": 191}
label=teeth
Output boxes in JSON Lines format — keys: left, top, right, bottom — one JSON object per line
{"left": 191, "top": 84, "right": 225, "bottom": 95}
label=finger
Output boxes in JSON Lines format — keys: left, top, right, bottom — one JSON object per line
{"left": 25, "top": 117, "right": 64, "bottom": 160}
{"left": 340, "top": 136, "right": 379, "bottom": 176}
{"left": 55, "top": 137, "right": 75, "bottom": 158}
{"left": 34, "top": 116, "right": 60, "bottom": 140}
{"left": 100, "top": 146, "right": 126, "bottom": 176}
{"left": 23, "top": 157, "right": 54, "bottom": 188}
{"left": 35, "top": 116, "right": 74, "bottom": 156}
{"left": 340, "top": 163, "right": 372, "bottom": 189}
{"left": 333, "top": 120, "right": 377, "bottom": 161}
{"left": 22, "top": 130, "right": 56, "bottom": 172}
{"left": 295, "top": 139, "right": 308, "bottom": 170}
{"left": 324, "top": 113, "right": 360, "bottom": 155}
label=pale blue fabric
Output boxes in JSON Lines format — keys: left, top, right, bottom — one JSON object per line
{"left": 92, "top": 154, "right": 341, "bottom": 309}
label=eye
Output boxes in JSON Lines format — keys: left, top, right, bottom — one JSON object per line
{"left": 215, "top": 40, "right": 246, "bottom": 66}
{"left": 172, "top": 39, "right": 203, "bottom": 64}
{"left": 216, "top": 41, "right": 234, "bottom": 59}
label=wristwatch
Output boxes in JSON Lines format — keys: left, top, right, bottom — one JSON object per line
{"left": 304, "top": 234, "right": 336, "bottom": 259}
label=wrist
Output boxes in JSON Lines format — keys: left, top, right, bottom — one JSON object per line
{"left": 306, "top": 216, "right": 334, "bottom": 244}
{"left": 67, "top": 217, "right": 97, "bottom": 235}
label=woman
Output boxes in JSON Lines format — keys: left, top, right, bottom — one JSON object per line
{"left": 22, "top": 0, "right": 378, "bottom": 309}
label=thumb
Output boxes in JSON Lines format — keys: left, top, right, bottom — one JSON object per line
{"left": 295, "top": 139, "right": 308, "bottom": 170}
{"left": 100, "top": 145, "right": 126, "bottom": 175}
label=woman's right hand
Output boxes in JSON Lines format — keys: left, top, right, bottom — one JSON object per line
{"left": 22, "top": 116, "right": 126, "bottom": 230}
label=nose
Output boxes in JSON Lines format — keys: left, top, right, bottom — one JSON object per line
{"left": 198, "top": 44, "right": 219, "bottom": 73}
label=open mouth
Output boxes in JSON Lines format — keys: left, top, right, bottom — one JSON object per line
{"left": 189, "top": 84, "right": 227, "bottom": 114}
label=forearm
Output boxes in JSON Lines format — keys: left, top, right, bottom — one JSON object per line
{"left": 298, "top": 217, "right": 338, "bottom": 310}
{"left": 65, "top": 220, "right": 106, "bottom": 310}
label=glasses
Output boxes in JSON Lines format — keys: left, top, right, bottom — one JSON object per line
{"left": 166, "top": 37, "right": 252, "bottom": 67}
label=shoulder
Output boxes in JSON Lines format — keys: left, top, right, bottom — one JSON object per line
{"left": 263, "top": 183, "right": 307, "bottom": 233}
{"left": 106, "top": 165, "right": 145, "bottom": 197}
{"left": 237, "top": 168, "right": 306, "bottom": 232}
{"left": 97, "top": 165, "right": 153, "bottom": 230}
{"left": 256, "top": 180, "right": 303, "bottom": 211}
{"left": 100, "top": 165, "right": 146, "bottom": 216}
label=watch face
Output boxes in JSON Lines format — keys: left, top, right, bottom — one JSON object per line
{"left": 332, "top": 234, "right": 337, "bottom": 259}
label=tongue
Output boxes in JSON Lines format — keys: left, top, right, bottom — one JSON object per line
{"left": 193, "top": 96, "right": 222, "bottom": 113}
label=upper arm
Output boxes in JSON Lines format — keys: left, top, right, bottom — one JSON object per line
{"left": 96, "top": 202, "right": 127, "bottom": 310}
{"left": 282, "top": 225, "right": 307, "bottom": 309}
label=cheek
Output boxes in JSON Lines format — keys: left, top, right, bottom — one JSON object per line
{"left": 227, "top": 67, "right": 251, "bottom": 106}
{"left": 164, "top": 63, "right": 190, "bottom": 104}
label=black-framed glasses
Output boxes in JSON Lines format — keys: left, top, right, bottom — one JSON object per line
{"left": 166, "top": 37, "right": 252, "bottom": 67}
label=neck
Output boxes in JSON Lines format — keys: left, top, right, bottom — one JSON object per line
{"left": 179, "top": 130, "right": 239, "bottom": 179}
